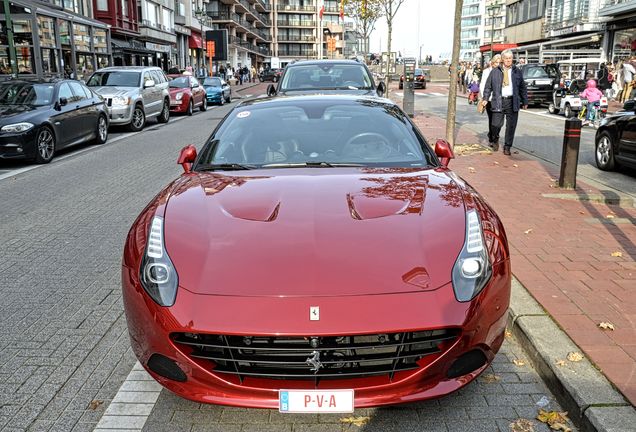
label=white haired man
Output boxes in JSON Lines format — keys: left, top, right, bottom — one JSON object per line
{"left": 482, "top": 50, "right": 528, "bottom": 155}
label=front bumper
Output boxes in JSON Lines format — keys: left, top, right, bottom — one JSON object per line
{"left": 122, "top": 261, "right": 511, "bottom": 408}
{"left": 0, "top": 129, "right": 37, "bottom": 160}
{"left": 107, "top": 104, "right": 134, "bottom": 125}
{"left": 206, "top": 93, "right": 223, "bottom": 102}
{"left": 170, "top": 98, "right": 188, "bottom": 112}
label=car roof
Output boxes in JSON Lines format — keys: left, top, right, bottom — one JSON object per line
{"left": 238, "top": 94, "right": 394, "bottom": 109}
{"left": 0, "top": 78, "right": 74, "bottom": 85}
{"left": 285, "top": 60, "right": 367, "bottom": 67}
{"left": 95, "top": 66, "right": 162, "bottom": 72}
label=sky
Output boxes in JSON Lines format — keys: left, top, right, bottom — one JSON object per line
{"left": 367, "top": 0, "right": 456, "bottom": 60}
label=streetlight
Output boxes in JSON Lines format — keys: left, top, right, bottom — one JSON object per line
{"left": 194, "top": 5, "right": 207, "bottom": 77}
{"left": 486, "top": 2, "right": 500, "bottom": 62}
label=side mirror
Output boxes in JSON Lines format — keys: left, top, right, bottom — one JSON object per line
{"left": 144, "top": 79, "right": 156, "bottom": 89}
{"left": 267, "top": 84, "right": 277, "bottom": 97}
{"left": 623, "top": 100, "right": 635, "bottom": 111}
{"left": 59, "top": 97, "right": 68, "bottom": 107}
{"left": 434, "top": 139, "right": 454, "bottom": 168}
{"left": 376, "top": 81, "right": 386, "bottom": 97}
{"left": 177, "top": 145, "right": 197, "bottom": 174}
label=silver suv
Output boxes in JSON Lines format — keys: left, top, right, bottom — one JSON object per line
{"left": 86, "top": 66, "right": 170, "bottom": 131}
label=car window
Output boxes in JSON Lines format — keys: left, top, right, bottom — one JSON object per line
{"left": 169, "top": 76, "right": 190, "bottom": 88}
{"left": 280, "top": 64, "right": 373, "bottom": 91}
{"left": 197, "top": 99, "right": 435, "bottom": 168}
{"left": 150, "top": 70, "right": 164, "bottom": 84}
{"left": 0, "top": 82, "right": 55, "bottom": 106}
{"left": 86, "top": 71, "right": 141, "bottom": 87}
{"left": 58, "top": 83, "right": 73, "bottom": 101}
{"left": 523, "top": 65, "right": 559, "bottom": 79}
{"left": 190, "top": 77, "right": 199, "bottom": 87}
{"left": 68, "top": 82, "right": 87, "bottom": 101}
{"left": 143, "top": 72, "right": 154, "bottom": 87}
{"left": 81, "top": 84, "right": 94, "bottom": 99}
{"left": 203, "top": 77, "right": 222, "bottom": 87}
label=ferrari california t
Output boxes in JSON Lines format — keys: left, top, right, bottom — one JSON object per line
{"left": 122, "top": 95, "right": 511, "bottom": 411}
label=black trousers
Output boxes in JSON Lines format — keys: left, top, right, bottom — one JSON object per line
{"left": 491, "top": 98, "right": 519, "bottom": 149}
{"left": 485, "top": 102, "right": 496, "bottom": 143}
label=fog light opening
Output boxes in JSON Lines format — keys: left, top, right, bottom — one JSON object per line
{"left": 147, "top": 354, "right": 187, "bottom": 382}
{"left": 446, "top": 349, "right": 488, "bottom": 378}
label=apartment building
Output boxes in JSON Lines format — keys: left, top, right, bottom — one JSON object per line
{"left": 460, "top": 0, "right": 484, "bottom": 61}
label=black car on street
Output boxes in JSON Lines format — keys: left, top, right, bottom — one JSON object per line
{"left": 0, "top": 79, "right": 109, "bottom": 163}
{"left": 520, "top": 63, "right": 560, "bottom": 106}
{"left": 258, "top": 68, "right": 284, "bottom": 83}
{"left": 595, "top": 100, "right": 636, "bottom": 171}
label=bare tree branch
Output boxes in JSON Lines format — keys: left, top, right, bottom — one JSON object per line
{"left": 345, "top": 0, "right": 384, "bottom": 55}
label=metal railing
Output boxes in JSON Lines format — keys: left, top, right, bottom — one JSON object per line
{"left": 277, "top": 35, "right": 315, "bottom": 42}
{"left": 276, "top": 3, "right": 316, "bottom": 11}
{"left": 277, "top": 20, "right": 316, "bottom": 26}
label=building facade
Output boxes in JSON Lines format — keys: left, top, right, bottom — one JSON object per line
{"left": 1, "top": 0, "right": 112, "bottom": 80}
{"left": 599, "top": 0, "right": 636, "bottom": 63}
{"left": 460, "top": 0, "right": 484, "bottom": 61}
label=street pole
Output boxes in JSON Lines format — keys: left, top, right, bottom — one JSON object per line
{"left": 488, "top": 6, "right": 494, "bottom": 61}
{"left": 3, "top": 0, "right": 18, "bottom": 77}
{"left": 445, "top": 0, "right": 463, "bottom": 149}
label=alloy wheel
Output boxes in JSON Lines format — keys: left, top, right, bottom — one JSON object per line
{"left": 596, "top": 135, "right": 612, "bottom": 168}
{"left": 131, "top": 108, "right": 145, "bottom": 130}
{"left": 36, "top": 128, "right": 55, "bottom": 163}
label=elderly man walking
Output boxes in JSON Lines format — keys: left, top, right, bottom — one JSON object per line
{"left": 482, "top": 50, "right": 528, "bottom": 155}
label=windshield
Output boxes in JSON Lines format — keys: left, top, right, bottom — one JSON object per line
{"left": 169, "top": 77, "right": 190, "bottom": 88}
{"left": 196, "top": 99, "right": 435, "bottom": 169}
{"left": 280, "top": 64, "right": 373, "bottom": 91}
{"left": 86, "top": 71, "right": 141, "bottom": 87}
{"left": 523, "top": 65, "right": 558, "bottom": 80}
{"left": 203, "top": 78, "right": 222, "bottom": 87}
{"left": 0, "top": 82, "right": 55, "bottom": 106}
{"left": 415, "top": 69, "right": 424, "bottom": 76}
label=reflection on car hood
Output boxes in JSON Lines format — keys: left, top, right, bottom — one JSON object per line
{"left": 164, "top": 168, "right": 467, "bottom": 297}
{"left": 278, "top": 89, "right": 377, "bottom": 96}
{"left": 0, "top": 104, "right": 43, "bottom": 124}
{"left": 204, "top": 86, "right": 222, "bottom": 92}
{"left": 89, "top": 86, "right": 137, "bottom": 97}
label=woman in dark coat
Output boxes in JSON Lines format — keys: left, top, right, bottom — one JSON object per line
{"left": 597, "top": 63, "right": 611, "bottom": 94}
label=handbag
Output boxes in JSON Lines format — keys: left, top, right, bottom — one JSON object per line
{"left": 477, "top": 99, "right": 487, "bottom": 114}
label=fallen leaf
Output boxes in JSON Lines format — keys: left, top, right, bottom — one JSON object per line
{"left": 513, "top": 163, "right": 519, "bottom": 168}
{"left": 481, "top": 373, "right": 501, "bottom": 383}
{"left": 513, "top": 359, "right": 526, "bottom": 366}
{"left": 510, "top": 418, "right": 535, "bottom": 432}
{"left": 555, "top": 359, "right": 566, "bottom": 367}
{"left": 494, "top": 161, "right": 500, "bottom": 165}
{"left": 566, "top": 352, "right": 583, "bottom": 362}
{"left": 505, "top": 329, "right": 512, "bottom": 338}
{"left": 340, "top": 416, "right": 371, "bottom": 427}
{"left": 598, "top": 322, "right": 615, "bottom": 331}
{"left": 606, "top": 214, "right": 615, "bottom": 219}
{"left": 468, "top": 167, "right": 476, "bottom": 173}
{"left": 524, "top": 228, "right": 533, "bottom": 234}
{"left": 88, "top": 400, "right": 103, "bottom": 410}
{"left": 536, "top": 409, "right": 571, "bottom": 432}
{"left": 611, "top": 251, "right": 623, "bottom": 257}
{"left": 578, "top": 211, "right": 585, "bottom": 215}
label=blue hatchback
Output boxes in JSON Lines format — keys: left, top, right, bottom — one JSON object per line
{"left": 202, "top": 77, "right": 231, "bottom": 105}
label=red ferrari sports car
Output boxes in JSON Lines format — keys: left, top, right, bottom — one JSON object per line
{"left": 122, "top": 95, "right": 510, "bottom": 412}
{"left": 168, "top": 74, "right": 207, "bottom": 115}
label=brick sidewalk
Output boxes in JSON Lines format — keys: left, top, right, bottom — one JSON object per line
{"left": 411, "top": 113, "right": 636, "bottom": 405}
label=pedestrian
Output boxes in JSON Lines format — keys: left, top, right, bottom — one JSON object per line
{"left": 479, "top": 54, "right": 501, "bottom": 149}
{"left": 468, "top": 78, "right": 480, "bottom": 104}
{"left": 251, "top": 65, "right": 257, "bottom": 83}
{"left": 579, "top": 79, "right": 604, "bottom": 126}
{"left": 459, "top": 62, "right": 467, "bottom": 94}
{"left": 597, "top": 63, "right": 611, "bottom": 98}
{"left": 219, "top": 65, "right": 226, "bottom": 80}
{"left": 620, "top": 59, "right": 635, "bottom": 102}
{"left": 482, "top": 49, "right": 528, "bottom": 155}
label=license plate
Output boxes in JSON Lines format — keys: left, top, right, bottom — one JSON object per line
{"left": 535, "top": 79, "right": 551, "bottom": 85}
{"left": 279, "top": 389, "right": 354, "bottom": 413}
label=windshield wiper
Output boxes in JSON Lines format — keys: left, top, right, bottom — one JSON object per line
{"left": 197, "top": 163, "right": 257, "bottom": 171}
{"left": 262, "top": 162, "right": 365, "bottom": 168}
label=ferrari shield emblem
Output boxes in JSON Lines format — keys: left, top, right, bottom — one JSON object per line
{"left": 310, "top": 306, "right": 319, "bottom": 321}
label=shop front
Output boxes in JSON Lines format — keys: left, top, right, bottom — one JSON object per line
{"left": 600, "top": 2, "right": 636, "bottom": 64}
{"left": 1, "top": 0, "right": 111, "bottom": 80}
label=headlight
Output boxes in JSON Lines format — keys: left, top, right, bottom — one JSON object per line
{"left": 1, "top": 122, "right": 34, "bottom": 133}
{"left": 451, "top": 210, "right": 492, "bottom": 302}
{"left": 140, "top": 216, "right": 178, "bottom": 307}
{"left": 112, "top": 96, "right": 131, "bottom": 106}
{"left": 175, "top": 92, "right": 184, "bottom": 101}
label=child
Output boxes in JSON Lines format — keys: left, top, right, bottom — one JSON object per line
{"left": 579, "top": 79, "right": 604, "bottom": 126}
{"left": 468, "top": 79, "right": 480, "bottom": 104}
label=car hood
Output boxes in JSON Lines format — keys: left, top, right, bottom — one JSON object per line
{"left": 0, "top": 104, "right": 44, "bottom": 124}
{"left": 164, "top": 168, "right": 467, "bottom": 297}
{"left": 278, "top": 89, "right": 377, "bottom": 97}
{"left": 169, "top": 88, "right": 189, "bottom": 95}
{"left": 204, "top": 86, "right": 222, "bottom": 92}
{"left": 89, "top": 86, "right": 136, "bottom": 97}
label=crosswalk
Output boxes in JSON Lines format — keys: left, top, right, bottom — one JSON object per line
{"left": 394, "top": 92, "right": 446, "bottom": 97}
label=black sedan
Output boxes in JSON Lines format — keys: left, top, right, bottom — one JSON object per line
{"left": 258, "top": 68, "right": 283, "bottom": 83}
{"left": 0, "top": 79, "right": 109, "bottom": 164}
{"left": 595, "top": 100, "right": 636, "bottom": 171}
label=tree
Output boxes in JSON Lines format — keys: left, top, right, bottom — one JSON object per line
{"left": 379, "top": 0, "right": 407, "bottom": 90}
{"left": 446, "top": 0, "right": 463, "bottom": 149}
{"left": 345, "top": 0, "right": 384, "bottom": 56}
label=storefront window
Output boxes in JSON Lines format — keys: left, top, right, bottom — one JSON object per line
{"left": 17, "top": 46, "right": 35, "bottom": 74}
{"left": 12, "top": 19, "right": 33, "bottom": 47}
{"left": 59, "top": 20, "right": 71, "bottom": 46}
{"left": 76, "top": 53, "right": 95, "bottom": 81}
{"left": 94, "top": 28, "right": 108, "bottom": 53}
{"left": 42, "top": 48, "right": 59, "bottom": 74}
{"left": 0, "top": 47, "right": 11, "bottom": 74}
{"left": 73, "top": 23, "right": 90, "bottom": 52}
{"left": 38, "top": 16, "right": 57, "bottom": 48}
{"left": 97, "top": 55, "right": 110, "bottom": 69}
{"left": 96, "top": 0, "right": 109, "bottom": 11}
{"left": 612, "top": 29, "right": 636, "bottom": 62}
{"left": 0, "top": 20, "right": 8, "bottom": 45}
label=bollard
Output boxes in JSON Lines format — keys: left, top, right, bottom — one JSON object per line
{"left": 559, "top": 118, "right": 582, "bottom": 189}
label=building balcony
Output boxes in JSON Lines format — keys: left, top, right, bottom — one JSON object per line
{"left": 278, "top": 49, "right": 317, "bottom": 57}
{"left": 276, "top": 3, "right": 316, "bottom": 12}
{"left": 277, "top": 35, "right": 316, "bottom": 42}
{"left": 277, "top": 20, "right": 316, "bottom": 27}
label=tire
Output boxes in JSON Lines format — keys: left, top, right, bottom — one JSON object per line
{"left": 225, "top": 92, "right": 231, "bottom": 103}
{"left": 398, "top": 82, "right": 403, "bottom": 90}
{"left": 34, "top": 126, "right": 55, "bottom": 164}
{"left": 273, "top": 76, "right": 279, "bottom": 83}
{"left": 548, "top": 103, "right": 559, "bottom": 115}
{"left": 157, "top": 99, "right": 170, "bottom": 123}
{"left": 564, "top": 104, "right": 573, "bottom": 118}
{"left": 95, "top": 115, "right": 108, "bottom": 144}
{"left": 187, "top": 100, "right": 193, "bottom": 116}
{"left": 423, "top": 81, "right": 427, "bottom": 89}
{"left": 129, "top": 105, "right": 145, "bottom": 132}
{"left": 595, "top": 132, "right": 617, "bottom": 171}
{"left": 200, "top": 97, "right": 207, "bottom": 112}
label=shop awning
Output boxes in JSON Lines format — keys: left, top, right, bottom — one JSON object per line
{"left": 189, "top": 35, "right": 202, "bottom": 49}
{"left": 111, "top": 38, "right": 153, "bottom": 54}
{"left": 479, "top": 43, "right": 518, "bottom": 53}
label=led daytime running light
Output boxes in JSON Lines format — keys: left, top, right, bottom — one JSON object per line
{"left": 147, "top": 217, "right": 163, "bottom": 258}
{"left": 465, "top": 211, "right": 484, "bottom": 253}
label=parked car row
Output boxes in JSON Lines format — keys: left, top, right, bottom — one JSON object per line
{"left": 0, "top": 67, "right": 232, "bottom": 164}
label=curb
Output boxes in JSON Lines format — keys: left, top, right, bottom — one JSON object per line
{"left": 508, "top": 277, "right": 636, "bottom": 432}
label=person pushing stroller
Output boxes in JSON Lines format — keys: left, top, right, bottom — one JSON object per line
{"left": 468, "top": 78, "right": 480, "bottom": 104}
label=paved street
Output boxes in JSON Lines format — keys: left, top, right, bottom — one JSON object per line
{"left": 0, "top": 83, "right": 581, "bottom": 432}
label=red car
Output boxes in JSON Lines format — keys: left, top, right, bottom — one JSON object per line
{"left": 168, "top": 74, "right": 207, "bottom": 115}
{"left": 122, "top": 95, "right": 510, "bottom": 411}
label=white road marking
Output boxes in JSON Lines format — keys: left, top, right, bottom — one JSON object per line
{"left": 93, "top": 361, "right": 161, "bottom": 431}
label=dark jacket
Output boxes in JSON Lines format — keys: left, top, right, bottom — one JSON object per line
{"left": 597, "top": 66, "right": 610, "bottom": 90}
{"left": 483, "top": 65, "right": 528, "bottom": 112}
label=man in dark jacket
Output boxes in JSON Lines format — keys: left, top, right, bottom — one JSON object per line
{"left": 483, "top": 50, "right": 528, "bottom": 155}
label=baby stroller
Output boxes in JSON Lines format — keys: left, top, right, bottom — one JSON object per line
{"left": 468, "top": 81, "right": 480, "bottom": 104}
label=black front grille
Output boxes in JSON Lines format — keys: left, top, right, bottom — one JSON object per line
{"left": 173, "top": 329, "right": 459, "bottom": 383}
